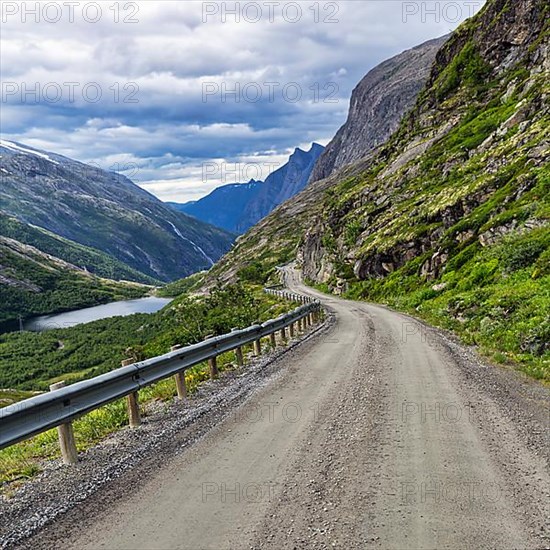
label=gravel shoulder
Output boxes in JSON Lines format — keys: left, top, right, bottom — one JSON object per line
{"left": 2, "top": 274, "right": 548, "bottom": 550}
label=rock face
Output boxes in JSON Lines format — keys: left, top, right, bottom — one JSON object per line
{"left": 237, "top": 143, "right": 325, "bottom": 232}
{"left": 301, "top": 0, "right": 549, "bottom": 284}
{"left": 170, "top": 143, "right": 324, "bottom": 234}
{"left": 0, "top": 140, "right": 234, "bottom": 281}
{"left": 309, "top": 35, "right": 449, "bottom": 183}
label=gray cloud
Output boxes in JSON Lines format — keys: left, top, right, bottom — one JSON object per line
{"left": 0, "top": 1, "right": 485, "bottom": 202}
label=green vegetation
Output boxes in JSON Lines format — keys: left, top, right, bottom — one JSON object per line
{"left": 0, "top": 214, "right": 160, "bottom": 284}
{"left": 434, "top": 41, "right": 492, "bottom": 100}
{"left": 156, "top": 271, "right": 205, "bottom": 297}
{"left": 0, "top": 284, "right": 292, "bottom": 390}
{"left": 0, "top": 283, "right": 294, "bottom": 488}
{"left": 345, "top": 227, "right": 549, "bottom": 381}
{"left": 0, "top": 237, "right": 150, "bottom": 326}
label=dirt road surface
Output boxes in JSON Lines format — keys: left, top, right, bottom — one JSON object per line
{"left": 19, "top": 270, "right": 550, "bottom": 549}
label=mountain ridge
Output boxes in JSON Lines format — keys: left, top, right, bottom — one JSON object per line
{"left": 169, "top": 143, "right": 324, "bottom": 233}
{"left": 0, "top": 140, "right": 235, "bottom": 281}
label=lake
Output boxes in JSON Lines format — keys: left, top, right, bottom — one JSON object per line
{"left": 24, "top": 297, "right": 172, "bottom": 332}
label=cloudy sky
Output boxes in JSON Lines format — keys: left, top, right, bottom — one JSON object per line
{"left": 1, "top": 1, "right": 485, "bottom": 202}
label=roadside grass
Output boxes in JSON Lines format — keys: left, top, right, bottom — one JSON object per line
{"left": 0, "top": 346, "right": 258, "bottom": 491}
{"left": 0, "top": 283, "right": 295, "bottom": 492}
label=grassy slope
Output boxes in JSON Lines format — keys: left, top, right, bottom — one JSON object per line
{"left": 0, "top": 236, "right": 150, "bottom": 325}
{"left": 0, "top": 214, "right": 160, "bottom": 284}
{"left": 0, "top": 284, "right": 294, "bottom": 391}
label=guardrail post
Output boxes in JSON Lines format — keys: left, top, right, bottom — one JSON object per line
{"left": 49, "top": 381, "right": 78, "bottom": 465}
{"left": 269, "top": 331, "right": 276, "bottom": 348}
{"left": 204, "top": 335, "right": 219, "bottom": 379}
{"left": 171, "top": 345, "right": 187, "bottom": 399}
{"left": 280, "top": 326, "right": 287, "bottom": 344}
{"left": 289, "top": 322, "right": 295, "bottom": 338}
{"left": 209, "top": 356, "right": 218, "bottom": 379}
{"left": 254, "top": 337, "right": 262, "bottom": 356}
{"left": 232, "top": 328, "right": 244, "bottom": 366}
{"left": 121, "top": 359, "right": 141, "bottom": 428}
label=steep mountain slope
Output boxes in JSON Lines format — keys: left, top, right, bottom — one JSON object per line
{"left": 169, "top": 180, "right": 261, "bottom": 233}
{"left": 0, "top": 236, "right": 148, "bottom": 325}
{"left": 210, "top": 0, "right": 549, "bottom": 379}
{"left": 309, "top": 35, "right": 449, "bottom": 183}
{"left": 0, "top": 141, "right": 234, "bottom": 281}
{"left": 237, "top": 143, "right": 324, "bottom": 232}
{"left": 0, "top": 214, "right": 159, "bottom": 284}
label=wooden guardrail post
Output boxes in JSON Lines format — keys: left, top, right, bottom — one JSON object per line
{"left": 280, "top": 326, "right": 287, "bottom": 344}
{"left": 269, "top": 331, "right": 276, "bottom": 348}
{"left": 232, "top": 328, "right": 244, "bottom": 366}
{"left": 209, "top": 356, "right": 218, "bottom": 379}
{"left": 171, "top": 345, "right": 187, "bottom": 399}
{"left": 289, "top": 321, "right": 295, "bottom": 338}
{"left": 254, "top": 337, "right": 262, "bottom": 356}
{"left": 49, "top": 381, "right": 78, "bottom": 465}
{"left": 205, "top": 335, "right": 219, "bottom": 379}
{"left": 121, "top": 359, "right": 141, "bottom": 428}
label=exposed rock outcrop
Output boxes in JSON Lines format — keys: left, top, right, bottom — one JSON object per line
{"left": 309, "top": 36, "right": 449, "bottom": 183}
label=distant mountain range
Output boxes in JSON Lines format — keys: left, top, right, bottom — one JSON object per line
{"left": 170, "top": 143, "right": 324, "bottom": 233}
{"left": 0, "top": 140, "right": 235, "bottom": 282}
{"left": 168, "top": 180, "right": 262, "bottom": 235}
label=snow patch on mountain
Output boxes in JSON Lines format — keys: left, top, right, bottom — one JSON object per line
{"left": 0, "top": 140, "right": 59, "bottom": 165}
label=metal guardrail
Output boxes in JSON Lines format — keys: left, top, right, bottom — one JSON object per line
{"left": 0, "top": 295, "right": 321, "bottom": 455}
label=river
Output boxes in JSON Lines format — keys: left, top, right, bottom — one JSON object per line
{"left": 23, "top": 297, "right": 172, "bottom": 332}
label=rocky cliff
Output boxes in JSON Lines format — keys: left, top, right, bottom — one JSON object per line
{"left": 308, "top": 36, "right": 448, "bottom": 183}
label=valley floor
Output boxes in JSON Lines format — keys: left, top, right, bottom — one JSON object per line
{"left": 5, "top": 271, "right": 549, "bottom": 550}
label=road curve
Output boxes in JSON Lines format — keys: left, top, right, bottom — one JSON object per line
{"left": 40, "top": 271, "right": 550, "bottom": 549}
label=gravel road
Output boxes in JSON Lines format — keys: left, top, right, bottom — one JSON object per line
{"left": 6, "top": 270, "right": 549, "bottom": 549}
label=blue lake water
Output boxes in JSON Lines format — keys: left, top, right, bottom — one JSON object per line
{"left": 24, "top": 297, "right": 172, "bottom": 332}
